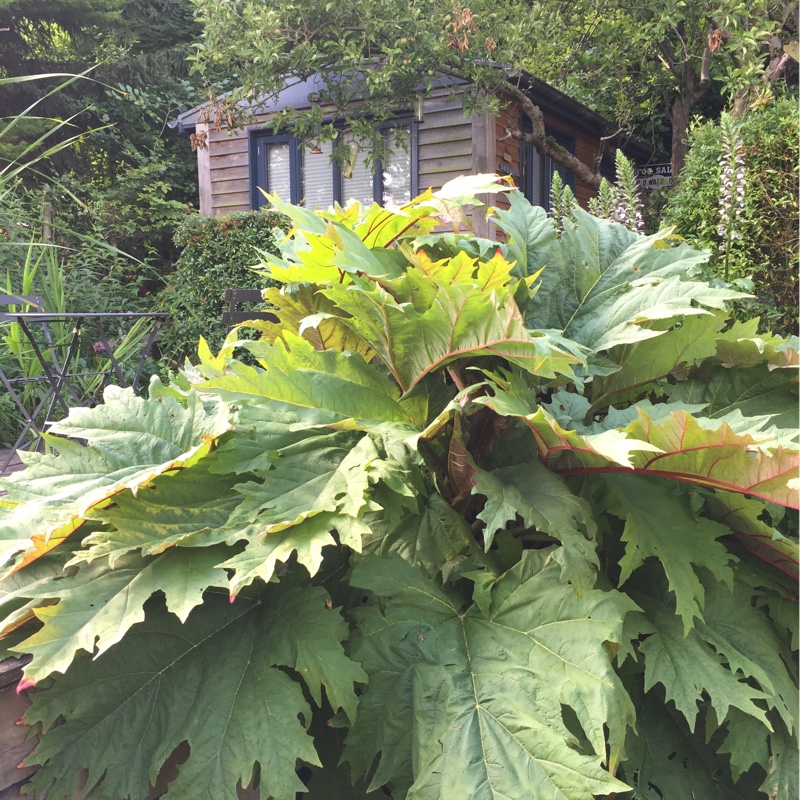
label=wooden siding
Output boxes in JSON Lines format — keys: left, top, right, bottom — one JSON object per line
{"left": 417, "top": 90, "right": 472, "bottom": 193}
{"left": 199, "top": 124, "right": 252, "bottom": 216}
{"left": 195, "top": 86, "right": 603, "bottom": 221}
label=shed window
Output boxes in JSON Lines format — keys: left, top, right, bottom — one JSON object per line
{"left": 251, "top": 122, "right": 416, "bottom": 211}
{"left": 520, "top": 120, "right": 576, "bottom": 211}
{"left": 266, "top": 141, "right": 292, "bottom": 201}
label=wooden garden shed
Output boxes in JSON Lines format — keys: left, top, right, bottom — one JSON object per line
{"left": 176, "top": 72, "right": 656, "bottom": 237}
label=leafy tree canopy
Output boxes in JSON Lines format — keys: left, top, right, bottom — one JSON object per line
{"left": 190, "top": 0, "right": 798, "bottom": 179}
{"left": 0, "top": 178, "right": 796, "bottom": 799}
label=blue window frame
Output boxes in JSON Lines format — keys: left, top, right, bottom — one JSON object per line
{"left": 519, "top": 117, "right": 577, "bottom": 211}
{"left": 250, "top": 121, "right": 418, "bottom": 211}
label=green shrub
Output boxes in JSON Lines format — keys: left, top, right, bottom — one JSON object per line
{"left": 159, "top": 210, "right": 285, "bottom": 363}
{"left": 662, "top": 96, "right": 799, "bottom": 334}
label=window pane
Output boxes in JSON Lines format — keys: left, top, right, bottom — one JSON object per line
{"left": 523, "top": 141, "right": 542, "bottom": 207}
{"left": 301, "top": 140, "right": 335, "bottom": 209}
{"left": 266, "top": 142, "right": 291, "bottom": 200}
{"left": 340, "top": 141, "right": 374, "bottom": 207}
{"left": 382, "top": 129, "right": 411, "bottom": 205}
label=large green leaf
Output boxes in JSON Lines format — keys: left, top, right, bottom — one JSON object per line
{"left": 208, "top": 400, "right": 340, "bottom": 475}
{"left": 630, "top": 581, "right": 770, "bottom": 731}
{"left": 761, "top": 718, "right": 800, "bottom": 800}
{"left": 220, "top": 511, "right": 344, "bottom": 594}
{"left": 194, "top": 332, "right": 420, "bottom": 423}
{"left": 0, "top": 383, "right": 231, "bottom": 573}
{"left": 345, "top": 553, "right": 635, "bottom": 799}
{"left": 242, "top": 281, "right": 373, "bottom": 358}
{"left": 471, "top": 458, "right": 599, "bottom": 594}
{"left": 76, "top": 463, "right": 243, "bottom": 566}
{"left": 590, "top": 311, "right": 728, "bottom": 409}
{"left": 718, "top": 708, "right": 771, "bottom": 780}
{"left": 702, "top": 490, "right": 799, "bottom": 580}
{"left": 13, "top": 547, "right": 230, "bottom": 687}
{"left": 480, "top": 382, "right": 799, "bottom": 507}
{"left": 713, "top": 318, "right": 799, "bottom": 370}
{"left": 360, "top": 492, "right": 478, "bottom": 578}
{"left": 24, "top": 583, "right": 365, "bottom": 800}
{"left": 697, "top": 573, "right": 798, "bottom": 736}
{"left": 603, "top": 475, "right": 735, "bottom": 632}
{"left": 493, "top": 206, "right": 734, "bottom": 350}
{"left": 322, "top": 271, "right": 580, "bottom": 392}
{"left": 489, "top": 190, "right": 557, "bottom": 278}
{"left": 619, "top": 687, "right": 758, "bottom": 800}
{"left": 226, "top": 430, "right": 374, "bottom": 530}
{"left": 668, "top": 361, "right": 800, "bottom": 428}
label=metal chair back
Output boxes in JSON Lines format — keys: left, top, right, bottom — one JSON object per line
{"left": 222, "top": 288, "right": 277, "bottom": 331}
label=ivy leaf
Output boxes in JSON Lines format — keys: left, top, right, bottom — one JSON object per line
{"left": 24, "top": 583, "right": 362, "bottom": 800}
{"left": 604, "top": 475, "right": 735, "bottom": 631}
{"left": 345, "top": 553, "right": 636, "bottom": 798}
{"left": 13, "top": 547, "right": 230, "bottom": 686}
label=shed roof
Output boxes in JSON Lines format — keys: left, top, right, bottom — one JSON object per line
{"left": 175, "top": 68, "right": 661, "bottom": 164}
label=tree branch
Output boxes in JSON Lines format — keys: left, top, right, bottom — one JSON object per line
{"left": 497, "top": 80, "right": 603, "bottom": 189}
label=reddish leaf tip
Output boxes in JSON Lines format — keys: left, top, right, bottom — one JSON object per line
{"left": 16, "top": 678, "right": 34, "bottom": 694}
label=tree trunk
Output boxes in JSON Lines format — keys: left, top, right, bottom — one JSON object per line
{"left": 668, "top": 44, "right": 712, "bottom": 182}
{"left": 670, "top": 95, "right": 691, "bottom": 180}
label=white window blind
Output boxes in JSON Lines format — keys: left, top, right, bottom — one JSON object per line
{"left": 339, "top": 141, "right": 374, "bottom": 207}
{"left": 266, "top": 142, "right": 291, "bottom": 200}
{"left": 301, "top": 140, "right": 335, "bottom": 209}
{"left": 382, "top": 129, "right": 411, "bottom": 206}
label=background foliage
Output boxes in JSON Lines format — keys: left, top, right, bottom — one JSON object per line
{"left": 158, "top": 210, "right": 284, "bottom": 364}
{"left": 190, "top": 0, "right": 797, "bottom": 179}
{"left": 662, "top": 95, "right": 799, "bottom": 334}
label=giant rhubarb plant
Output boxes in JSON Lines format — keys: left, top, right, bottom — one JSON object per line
{"left": 0, "top": 176, "right": 797, "bottom": 800}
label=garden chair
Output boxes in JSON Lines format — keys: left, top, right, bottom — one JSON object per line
{"left": 222, "top": 288, "right": 278, "bottom": 332}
